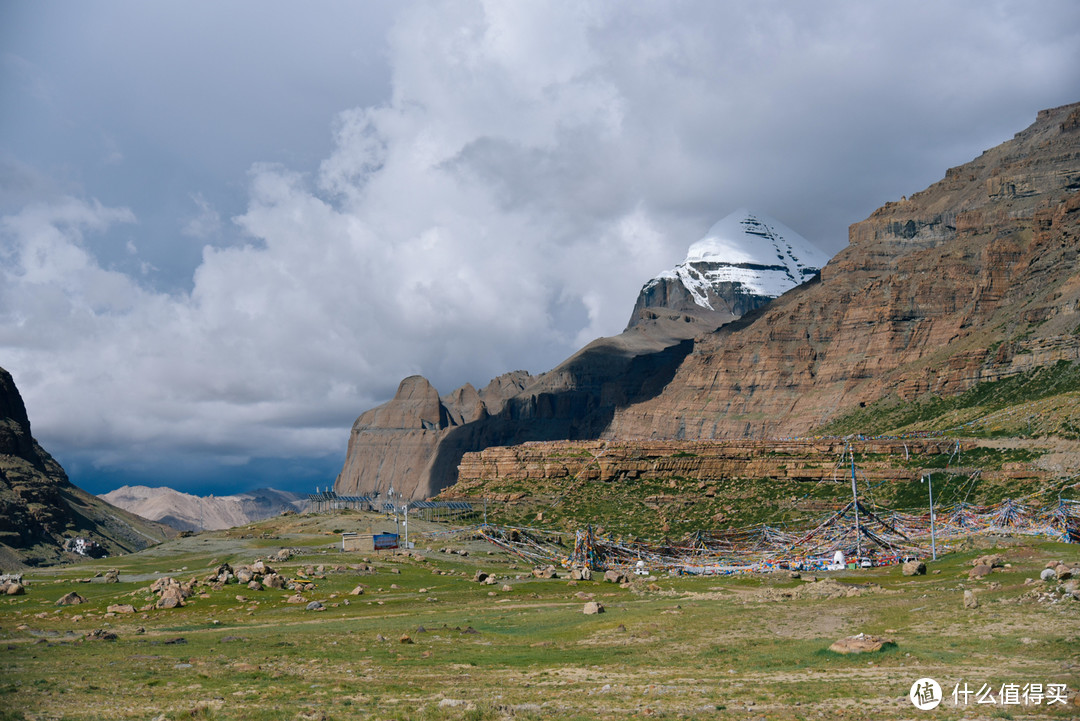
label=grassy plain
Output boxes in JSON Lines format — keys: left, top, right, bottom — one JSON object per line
{"left": 2, "top": 510, "right": 1078, "bottom": 721}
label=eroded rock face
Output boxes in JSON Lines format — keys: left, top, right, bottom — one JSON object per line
{"left": 0, "top": 367, "right": 172, "bottom": 567}
{"left": 451, "top": 438, "right": 1043, "bottom": 491}
{"left": 336, "top": 324, "right": 701, "bottom": 500}
{"left": 337, "top": 102, "right": 1080, "bottom": 500}
{"left": 607, "top": 103, "right": 1080, "bottom": 440}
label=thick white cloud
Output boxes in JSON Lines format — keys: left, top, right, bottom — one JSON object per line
{"left": 1, "top": 1, "right": 1078, "bottom": 490}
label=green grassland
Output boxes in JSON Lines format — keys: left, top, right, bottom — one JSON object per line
{"left": 461, "top": 442, "right": 1077, "bottom": 540}
{"left": 818, "top": 360, "right": 1080, "bottom": 439}
{"left": 2, "top": 511, "right": 1078, "bottom": 720}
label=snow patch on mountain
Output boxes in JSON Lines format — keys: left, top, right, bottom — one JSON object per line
{"left": 647, "top": 209, "right": 830, "bottom": 310}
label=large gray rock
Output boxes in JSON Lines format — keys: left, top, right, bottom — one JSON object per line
{"left": 902, "top": 561, "right": 926, "bottom": 576}
{"left": 604, "top": 570, "right": 629, "bottom": 584}
{"left": 829, "top": 634, "right": 891, "bottom": 654}
{"left": 56, "top": 591, "right": 86, "bottom": 606}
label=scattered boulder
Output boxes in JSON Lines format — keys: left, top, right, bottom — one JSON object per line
{"left": 968, "top": 564, "right": 993, "bottom": 580}
{"left": 286, "top": 594, "right": 306, "bottom": 604}
{"left": 247, "top": 580, "right": 263, "bottom": 591}
{"left": 501, "top": 584, "right": 512, "bottom": 592}
{"left": 532, "top": 565, "right": 558, "bottom": 579}
{"left": 263, "top": 573, "right": 285, "bottom": 590}
{"left": 4, "top": 583, "right": 25, "bottom": 596}
{"left": 104, "top": 569, "right": 120, "bottom": 584}
{"left": 107, "top": 604, "right": 136, "bottom": 614}
{"left": 583, "top": 601, "right": 605, "bottom": 615}
{"left": 349, "top": 585, "right": 366, "bottom": 596}
{"left": 1040, "top": 568, "right": 1057, "bottom": 582}
{"left": 569, "top": 567, "right": 593, "bottom": 581}
{"left": 305, "top": 601, "right": 324, "bottom": 611}
{"left": 483, "top": 576, "right": 497, "bottom": 585}
{"left": 56, "top": 592, "right": 86, "bottom": 606}
{"left": 399, "top": 634, "right": 414, "bottom": 644}
{"left": 973, "top": 554, "right": 1005, "bottom": 569}
{"left": 157, "top": 587, "right": 185, "bottom": 609}
{"left": 473, "top": 571, "right": 489, "bottom": 583}
{"left": 603, "top": 570, "right": 629, "bottom": 584}
{"left": 208, "top": 563, "right": 235, "bottom": 585}
{"left": 86, "top": 629, "right": 118, "bottom": 641}
{"left": 828, "top": 633, "right": 892, "bottom": 654}
{"left": 964, "top": 589, "right": 979, "bottom": 609}
{"left": 1055, "top": 564, "right": 1073, "bottom": 581}
{"left": 901, "top": 561, "right": 926, "bottom": 576}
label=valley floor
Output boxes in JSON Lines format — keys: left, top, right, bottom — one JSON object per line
{"left": 1, "top": 511, "right": 1078, "bottom": 721}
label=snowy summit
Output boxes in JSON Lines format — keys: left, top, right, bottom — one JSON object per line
{"left": 654, "top": 209, "right": 830, "bottom": 308}
{"left": 627, "top": 209, "right": 831, "bottom": 330}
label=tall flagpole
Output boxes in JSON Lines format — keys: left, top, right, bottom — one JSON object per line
{"left": 923, "top": 472, "right": 937, "bottom": 560}
{"left": 850, "top": 445, "right": 861, "bottom": 561}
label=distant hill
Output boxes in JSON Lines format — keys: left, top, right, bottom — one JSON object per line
{"left": 98, "top": 485, "right": 309, "bottom": 532}
{"left": 0, "top": 367, "right": 174, "bottom": 568}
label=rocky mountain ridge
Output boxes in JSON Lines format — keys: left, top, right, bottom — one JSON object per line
{"left": 607, "top": 102, "right": 1080, "bottom": 441}
{"left": 338, "top": 102, "right": 1080, "bottom": 502}
{"left": 0, "top": 367, "right": 173, "bottom": 568}
{"left": 98, "top": 485, "right": 309, "bottom": 532}
{"left": 336, "top": 319, "right": 703, "bottom": 500}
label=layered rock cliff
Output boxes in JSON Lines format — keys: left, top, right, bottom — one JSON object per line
{"left": 606, "top": 102, "right": 1080, "bottom": 441}
{"left": 336, "top": 318, "right": 706, "bottom": 500}
{"left": 0, "top": 367, "right": 173, "bottom": 567}
{"left": 340, "top": 102, "right": 1080, "bottom": 502}
{"left": 338, "top": 210, "right": 829, "bottom": 501}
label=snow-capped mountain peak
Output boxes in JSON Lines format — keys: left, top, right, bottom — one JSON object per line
{"left": 628, "top": 209, "right": 831, "bottom": 329}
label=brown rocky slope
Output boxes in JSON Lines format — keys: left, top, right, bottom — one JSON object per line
{"left": 340, "top": 102, "right": 1080, "bottom": 501}
{"left": 607, "top": 102, "right": 1080, "bottom": 440}
{"left": 0, "top": 367, "right": 173, "bottom": 567}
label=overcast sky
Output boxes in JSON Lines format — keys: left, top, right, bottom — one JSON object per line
{"left": 2, "top": 1, "right": 1079, "bottom": 495}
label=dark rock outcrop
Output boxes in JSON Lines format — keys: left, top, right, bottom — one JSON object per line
{"left": 336, "top": 320, "right": 704, "bottom": 500}
{"left": 0, "top": 367, "right": 173, "bottom": 567}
